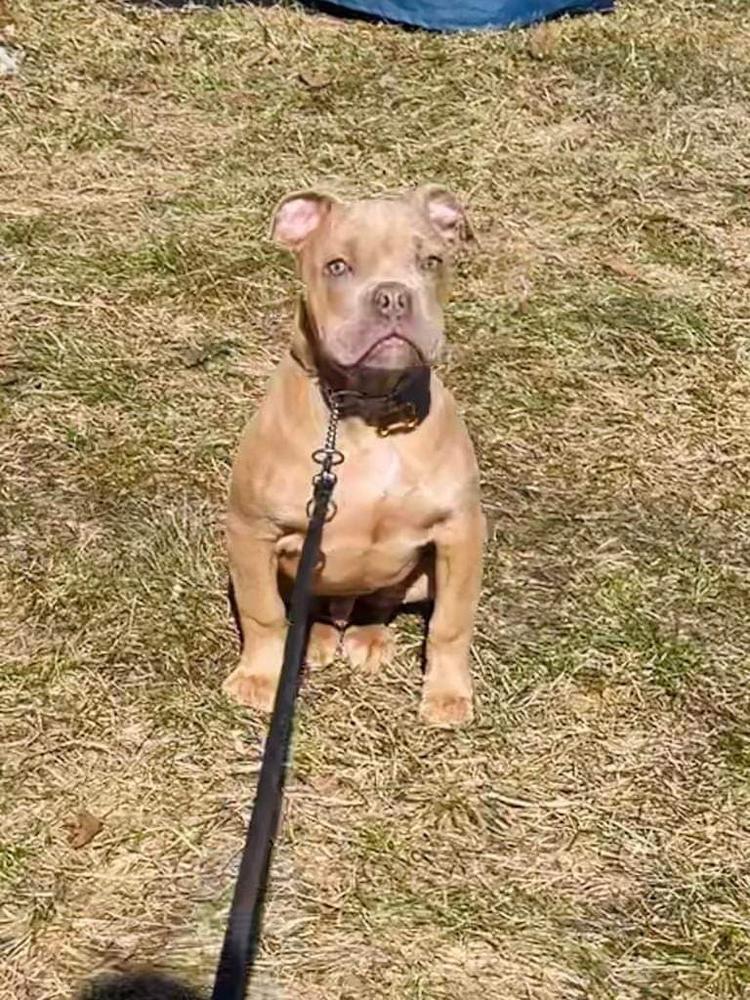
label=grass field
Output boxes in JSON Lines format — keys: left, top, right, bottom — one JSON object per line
{"left": 2, "top": 0, "right": 750, "bottom": 997}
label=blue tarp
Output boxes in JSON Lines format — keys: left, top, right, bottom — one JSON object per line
{"left": 135, "top": 0, "right": 614, "bottom": 31}
{"left": 319, "top": 0, "right": 613, "bottom": 31}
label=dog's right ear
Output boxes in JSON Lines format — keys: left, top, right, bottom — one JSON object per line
{"left": 270, "top": 191, "right": 337, "bottom": 252}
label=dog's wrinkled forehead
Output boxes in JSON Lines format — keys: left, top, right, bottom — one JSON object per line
{"left": 310, "top": 200, "right": 432, "bottom": 270}
{"left": 270, "top": 186, "right": 471, "bottom": 265}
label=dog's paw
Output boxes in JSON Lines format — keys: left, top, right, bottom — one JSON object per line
{"left": 223, "top": 630, "right": 286, "bottom": 712}
{"left": 419, "top": 686, "right": 474, "bottom": 728}
{"left": 342, "top": 624, "right": 395, "bottom": 673}
{"left": 306, "top": 622, "right": 340, "bottom": 668}
{"left": 223, "top": 664, "right": 278, "bottom": 713}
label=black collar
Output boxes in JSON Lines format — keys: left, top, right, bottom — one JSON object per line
{"left": 320, "top": 366, "right": 431, "bottom": 435}
{"left": 291, "top": 300, "right": 432, "bottom": 435}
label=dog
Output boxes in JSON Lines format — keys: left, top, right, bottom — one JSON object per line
{"left": 223, "top": 186, "right": 484, "bottom": 726}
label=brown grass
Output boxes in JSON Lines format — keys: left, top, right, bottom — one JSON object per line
{"left": 2, "top": 0, "right": 750, "bottom": 997}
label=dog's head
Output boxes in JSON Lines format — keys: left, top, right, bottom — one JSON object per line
{"left": 272, "top": 186, "right": 471, "bottom": 389}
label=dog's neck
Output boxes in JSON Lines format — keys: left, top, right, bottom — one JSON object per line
{"left": 290, "top": 297, "right": 432, "bottom": 435}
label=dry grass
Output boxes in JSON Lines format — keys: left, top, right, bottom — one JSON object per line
{"left": 2, "top": 0, "right": 750, "bottom": 997}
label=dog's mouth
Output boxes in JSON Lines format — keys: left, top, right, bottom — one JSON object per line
{"left": 349, "top": 333, "right": 425, "bottom": 370}
{"left": 317, "top": 333, "right": 429, "bottom": 403}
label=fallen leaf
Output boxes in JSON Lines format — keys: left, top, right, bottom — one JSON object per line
{"left": 180, "top": 339, "right": 235, "bottom": 369}
{"left": 305, "top": 773, "right": 342, "bottom": 796}
{"left": 602, "top": 256, "right": 642, "bottom": 281}
{"left": 66, "top": 809, "right": 103, "bottom": 849}
{"left": 299, "top": 70, "right": 331, "bottom": 91}
{"left": 101, "top": 934, "right": 139, "bottom": 963}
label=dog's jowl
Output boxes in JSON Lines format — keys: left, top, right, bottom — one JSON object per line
{"left": 223, "top": 186, "right": 485, "bottom": 726}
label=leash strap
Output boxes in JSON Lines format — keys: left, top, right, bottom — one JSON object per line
{"left": 211, "top": 395, "right": 343, "bottom": 1000}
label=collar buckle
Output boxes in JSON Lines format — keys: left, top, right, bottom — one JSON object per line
{"left": 376, "top": 402, "right": 419, "bottom": 436}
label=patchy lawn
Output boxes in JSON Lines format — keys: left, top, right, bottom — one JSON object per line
{"left": 2, "top": 0, "right": 750, "bottom": 997}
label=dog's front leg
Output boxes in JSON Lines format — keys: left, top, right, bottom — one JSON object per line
{"left": 223, "top": 513, "right": 287, "bottom": 712}
{"left": 420, "top": 506, "right": 485, "bottom": 727}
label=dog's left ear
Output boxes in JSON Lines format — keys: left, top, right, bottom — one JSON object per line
{"left": 413, "top": 185, "right": 474, "bottom": 246}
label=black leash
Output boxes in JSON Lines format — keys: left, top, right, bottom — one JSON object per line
{"left": 211, "top": 393, "right": 344, "bottom": 1000}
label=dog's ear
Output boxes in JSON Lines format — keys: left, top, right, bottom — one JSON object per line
{"left": 413, "top": 185, "right": 473, "bottom": 246}
{"left": 270, "top": 191, "right": 337, "bottom": 251}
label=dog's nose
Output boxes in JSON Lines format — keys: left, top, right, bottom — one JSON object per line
{"left": 372, "top": 282, "right": 412, "bottom": 321}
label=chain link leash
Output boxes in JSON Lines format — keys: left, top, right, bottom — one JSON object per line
{"left": 307, "top": 388, "right": 345, "bottom": 520}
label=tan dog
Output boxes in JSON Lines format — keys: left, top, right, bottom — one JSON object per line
{"left": 223, "top": 186, "right": 484, "bottom": 726}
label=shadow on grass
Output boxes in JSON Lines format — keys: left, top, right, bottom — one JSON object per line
{"left": 76, "top": 971, "right": 204, "bottom": 1000}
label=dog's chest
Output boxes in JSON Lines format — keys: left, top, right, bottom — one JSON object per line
{"left": 276, "top": 438, "right": 444, "bottom": 589}
{"left": 333, "top": 439, "right": 439, "bottom": 535}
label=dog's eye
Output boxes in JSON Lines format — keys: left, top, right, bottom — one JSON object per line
{"left": 422, "top": 255, "right": 443, "bottom": 272}
{"left": 325, "top": 259, "right": 350, "bottom": 277}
